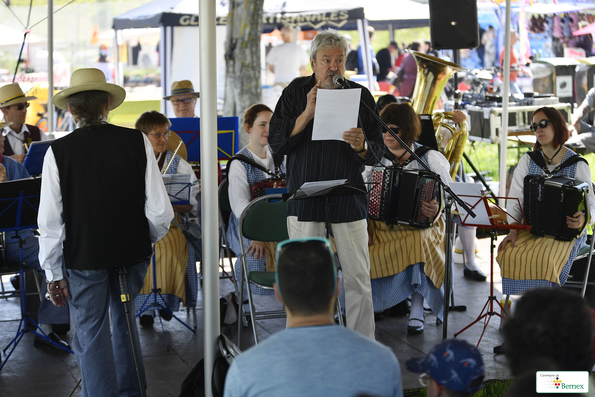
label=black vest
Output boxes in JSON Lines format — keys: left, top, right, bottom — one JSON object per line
{"left": 51, "top": 123, "right": 152, "bottom": 270}
{"left": 3, "top": 124, "right": 42, "bottom": 156}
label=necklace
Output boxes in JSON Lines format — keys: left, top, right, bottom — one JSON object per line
{"left": 541, "top": 146, "right": 562, "bottom": 165}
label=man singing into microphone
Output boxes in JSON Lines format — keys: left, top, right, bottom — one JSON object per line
{"left": 269, "top": 29, "right": 383, "bottom": 339}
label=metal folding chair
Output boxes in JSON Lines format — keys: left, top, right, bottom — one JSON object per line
{"left": 237, "top": 194, "right": 288, "bottom": 348}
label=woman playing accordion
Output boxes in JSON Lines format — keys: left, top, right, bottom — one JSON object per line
{"left": 497, "top": 106, "right": 595, "bottom": 295}
{"left": 227, "top": 104, "right": 285, "bottom": 296}
{"left": 365, "top": 103, "right": 452, "bottom": 335}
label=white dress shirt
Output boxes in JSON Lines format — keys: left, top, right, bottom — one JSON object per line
{"left": 3, "top": 123, "right": 50, "bottom": 155}
{"left": 38, "top": 133, "right": 174, "bottom": 281}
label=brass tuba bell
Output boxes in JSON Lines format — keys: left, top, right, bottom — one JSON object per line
{"left": 408, "top": 51, "right": 468, "bottom": 180}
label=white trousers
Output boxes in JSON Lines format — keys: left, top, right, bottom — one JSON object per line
{"left": 287, "top": 216, "right": 376, "bottom": 339}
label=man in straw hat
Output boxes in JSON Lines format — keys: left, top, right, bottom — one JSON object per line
{"left": 0, "top": 83, "right": 50, "bottom": 163}
{"left": 163, "top": 80, "right": 199, "bottom": 118}
{"left": 38, "top": 68, "right": 174, "bottom": 396}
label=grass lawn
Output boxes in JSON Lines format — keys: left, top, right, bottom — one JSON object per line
{"left": 461, "top": 141, "right": 595, "bottom": 183}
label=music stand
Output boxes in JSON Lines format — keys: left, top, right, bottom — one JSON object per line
{"left": 0, "top": 177, "right": 73, "bottom": 372}
{"left": 451, "top": 185, "right": 530, "bottom": 347}
{"left": 286, "top": 179, "right": 369, "bottom": 326}
{"left": 23, "top": 140, "right": 54, "bottom": 176}
{"left": 135, "top": 252, "right": 196, "bottom": 350}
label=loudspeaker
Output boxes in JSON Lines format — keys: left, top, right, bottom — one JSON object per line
{"left": 429, "top": 0, "right": 479, "bottom": 50}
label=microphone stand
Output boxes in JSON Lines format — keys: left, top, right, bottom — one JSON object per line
{"left": 337, "top": 77, "right": 477, "bottom": 339}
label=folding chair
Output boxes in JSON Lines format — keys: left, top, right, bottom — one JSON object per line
{"left": 237, "top": 194, "right": 288, "bottom": 348}
{"left": 561, "top": 233, "right": 595, "bottom": 299}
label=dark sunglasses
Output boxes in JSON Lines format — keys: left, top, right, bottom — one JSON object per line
{"left": 7, "top": 102, "right": 30, "bottom": 111}
{"left": 530, "top": 119, "right": 550, "bottom": 133}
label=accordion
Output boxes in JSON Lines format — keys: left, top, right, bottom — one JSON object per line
{"left": 369, "top": 166, "right": 440, "bottom": 228}
{"left": 523, "top": 175, "right": 589, "bottom": 241}
{"left": 251, "top": 178, "right": 287, "bottom": 200}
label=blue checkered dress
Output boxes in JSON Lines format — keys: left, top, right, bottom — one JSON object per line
{"left": 227, "top": 147, "right": 286, "bottom": 295}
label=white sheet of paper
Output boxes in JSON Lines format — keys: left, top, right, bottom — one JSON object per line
{"left": 312, "top": 88, "right": 361, "bottom": 141}
{"left": 449, "top": 182, "right": 492, "bottom": 227}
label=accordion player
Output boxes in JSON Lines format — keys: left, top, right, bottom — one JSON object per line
{"left": 497, "top": 106, "right": 595, "bottom": 296}
{"left": 365, "top": 103, "right": 452, "bottom": 336}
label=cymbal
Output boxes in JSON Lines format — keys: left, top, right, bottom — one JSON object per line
{"left": 166, "top": 131, "right": 187, "bottom": 161}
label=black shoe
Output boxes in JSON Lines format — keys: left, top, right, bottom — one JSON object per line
{"left": 374, "top": 312, "right": 385, "bottom": 322}
{"left": 463, "top": 265, "right": 487, "bottom": 282}
{"left": 385, "top": 300, "right": 410, "bottom": 317}
{"left": 139, "top": 314, "right": 154, "bottom": 327}
{"left": 407, "top": 318, "right": 425, "bottom": 335}
{"left": 52, "top": 324, "right": 70, "bottom": 334}
{"left": 34, "top": 332, "right": 70, "bottom": 350}
{"left": 10, "top": 275, "right": 19, "bottom": 290}
{"left": 493, "top": 345, "right": 504, "bottom": 355}
{"left": 159, "top": 309, "right": 172, "bottom": 321}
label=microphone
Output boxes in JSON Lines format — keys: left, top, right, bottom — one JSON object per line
{"left": 332, "top": 75, "right": 349, "bottom": 89}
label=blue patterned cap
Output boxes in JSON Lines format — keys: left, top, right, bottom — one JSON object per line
{"left": 406, "top": 339, "right": 485, "bottom": 393}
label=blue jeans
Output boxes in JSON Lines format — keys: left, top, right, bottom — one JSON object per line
{"left": 5, "top": 229, "right": 70, "bottom": 325}
{"left": 66, "top": 259, "right": 150, "bottom": 397}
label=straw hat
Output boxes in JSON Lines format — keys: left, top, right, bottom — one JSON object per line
{"left": 52, "top": 68, "right": 126, "bottom": 111}
{"left": 0, "top": 121, "right": 12, "bottom": 129}
{"left": 0, "top": 83, "right": 37, "bottom": 108}
{"left": 163, "top": 80, "right": 200, "bottom": 100}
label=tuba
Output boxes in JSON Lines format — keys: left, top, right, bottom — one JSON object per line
{"left": 408, "top": 51, "right": 468, "bottom": 180}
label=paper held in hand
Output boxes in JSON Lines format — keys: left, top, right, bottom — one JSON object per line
{"left": 312, "top": 88, "right": 361, "bottom": 141}
{"left": 162, "top": 173, "right": 192, "bottom": 205}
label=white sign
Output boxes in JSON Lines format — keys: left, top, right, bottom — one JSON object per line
{"left": 536, "top": 371, "right": 590, "bottom": 393}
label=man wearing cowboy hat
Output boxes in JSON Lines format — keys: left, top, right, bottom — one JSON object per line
{"left": 38, "top": 68, "right": 174, "bottom": 396}
{"left": 0, "top": 83, "right": 50, "bottom": 164}
{"left": 163, "top": 80, "right": 199, "bottom": 118}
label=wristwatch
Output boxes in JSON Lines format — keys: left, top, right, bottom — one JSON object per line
{"left": 355, "top": 141, "right": 368, "bottom": 153}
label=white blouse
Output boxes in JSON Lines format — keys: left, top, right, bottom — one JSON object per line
{"left": 506, "top": 152, "right": 595, "bottom": 226}
{"left": 228, "top": 146, "right": 276, "bottom": 219}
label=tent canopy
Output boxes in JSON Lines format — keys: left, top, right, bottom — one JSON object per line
{"left": 113, "top": 0, "right": 429, "bottom": 32}
{"left": 113, "top": 0, "right": 366, "bottom": 32}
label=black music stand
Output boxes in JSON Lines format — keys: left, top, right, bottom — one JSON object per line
{"left": 136, "top": 251, "right": 196, "bottom": 350}
{"left": 286, "top": 179, "right": 368, "bottom": 326}
{"left": 452, "top": 191, "right": 530, "bottom": 347}
{"left": 0, "top": 178, "right": 73, "bottom": 372}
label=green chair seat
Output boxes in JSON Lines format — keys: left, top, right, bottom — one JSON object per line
{"left": 248, "top": 271, "right": 276, "bottom": 288}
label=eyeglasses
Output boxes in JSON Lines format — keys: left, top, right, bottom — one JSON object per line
{"left": 418, "top": 373, "right": 432, "bottom": 388}
{"left": 275, "top": 237, "right": 337, "bottom": 300}
{"left": 147, "top": 130, "right": 172, "bottom": 139}
{"left": 171, "top": 97, "right": 194, "bottom": 106}
{"left": 8, "top": 103, "right": 30, "bottom": 111}
{"left": 530, "top": 119, "right": 551, "bottom": 133}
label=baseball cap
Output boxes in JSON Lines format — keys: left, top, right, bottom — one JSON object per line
{"left": 406, "top": 339, "right": 485, "bottom": 393}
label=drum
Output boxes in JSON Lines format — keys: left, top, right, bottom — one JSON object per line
{"left": 523, "top": 175, "right": 589, "bottom": 241}
{"left": 369, "top": 166, "right": 440, "bottom": 228}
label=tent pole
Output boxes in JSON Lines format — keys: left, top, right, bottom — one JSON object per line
{"left": 160, "top": 26, "right": 167, "bottom": 116}
{"left": 48, "top": 0, "right": 53, "bottom": 133}
{"left": 200, "top": 0, "right": 220, "bottom": 395}
{"left": 499, "top": 0, "right": 512, "bottom": 202}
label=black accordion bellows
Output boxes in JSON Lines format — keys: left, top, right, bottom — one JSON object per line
{"left": 369, "top": 166, "right": 440, "bottom": 228}
{"left": 523, "top": 175, "right": 588, "bottom": 241}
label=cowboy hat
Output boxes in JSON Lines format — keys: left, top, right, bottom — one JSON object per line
{"left": 52, "top": 68, "right": 126, "bottom": 111}
{"left": 163, "top": 80, "right": 200, "bottom": 100}
{"left": 0, "top": 83, "right": 37, "bottom": 108}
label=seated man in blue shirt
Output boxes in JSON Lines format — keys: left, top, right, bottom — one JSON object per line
{"left": 0, "top": 122, "right": 70, "bottom": 350}
{"left": 224, "top": 238, "right": 403, "bottom": 397}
